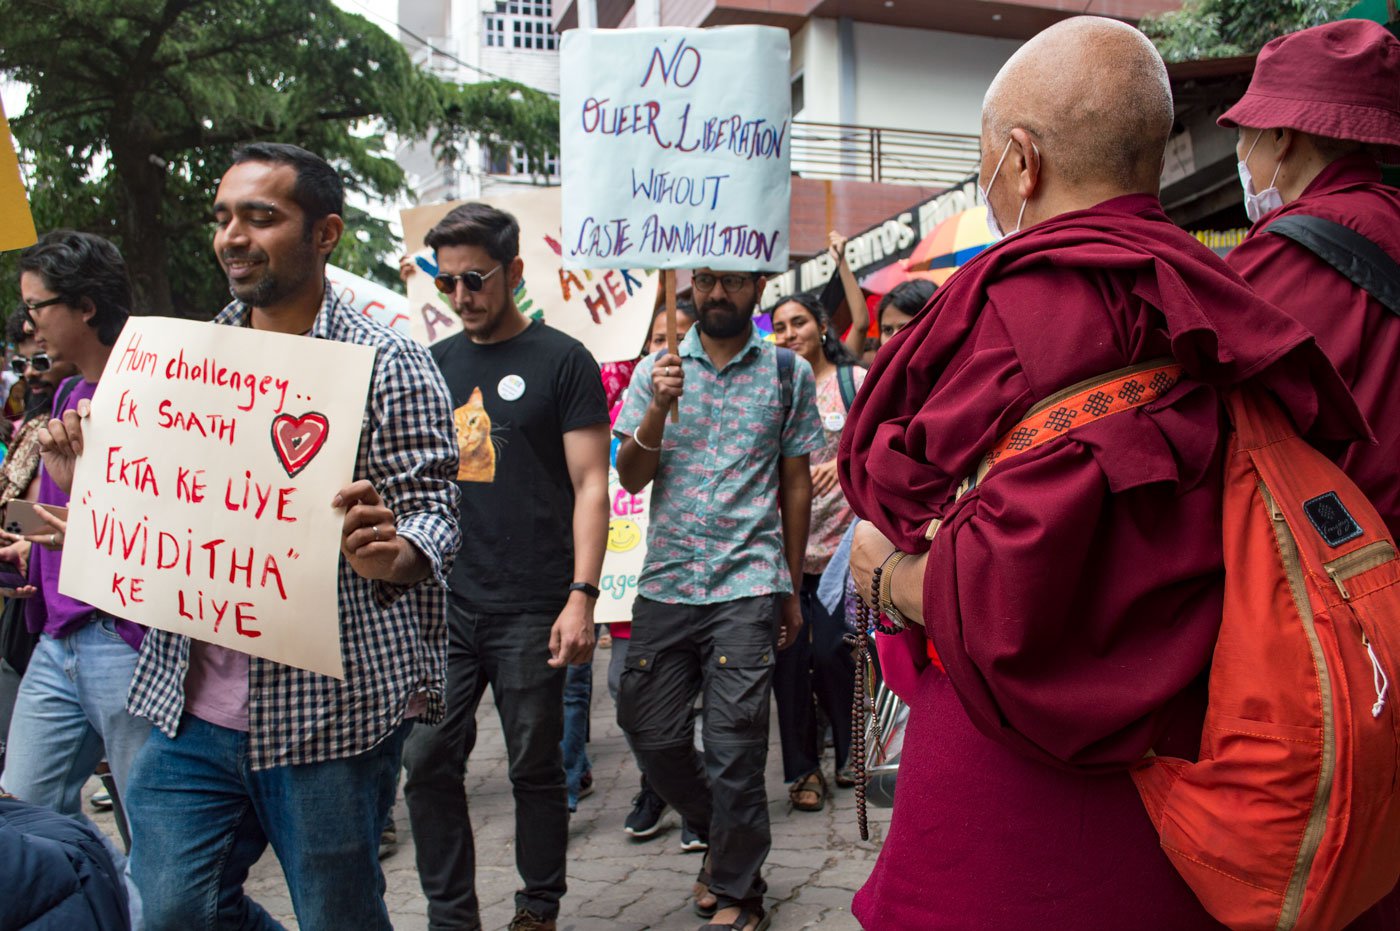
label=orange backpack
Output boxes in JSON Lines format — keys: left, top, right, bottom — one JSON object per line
{"left": 987, "top": 361, "right": 1400, "bottom": 930}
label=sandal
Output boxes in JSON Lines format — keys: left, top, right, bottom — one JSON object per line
{"left": 692, "top": 855, "right": 718, "bottom": 919}
{"left": 835, "top": 767, "right": 857, "bottom": 789}
{"left": 788, "top": 770, "right": 827, "bottom": 812}
{"left": 699, "top": 902, "right": 770, "bottom": 931}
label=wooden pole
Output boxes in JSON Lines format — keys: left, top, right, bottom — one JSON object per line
{"left": 665, "top": 269, "right": 679, "bottom": 423}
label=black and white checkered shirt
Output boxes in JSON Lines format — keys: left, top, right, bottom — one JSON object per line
{"left": 127, "top": 283, "right": 461, "bottom": 770}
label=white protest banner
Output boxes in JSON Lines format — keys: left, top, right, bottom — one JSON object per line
{"left": 601, "top": 434, "right": 649, "bottom": 623}
{"left": 402, "top": 188, "right": 659, "bottom": 363}
{"left": 59, "top": 318, "right": 375, "bottom": 678}
{"left": 326, "top": 262, "right": 463, "bottom": 347}
{"left": 325, "top": 264, "right": 412, "bottom": 338}
{"left": 560, "top": 27, "right": 792, "bottom": 272}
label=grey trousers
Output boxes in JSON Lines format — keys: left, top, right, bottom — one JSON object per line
{"left": 617, "top": 595, "right": 778, "bottom": 909}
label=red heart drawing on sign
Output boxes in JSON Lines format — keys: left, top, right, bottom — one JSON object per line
{"left": 270, "top": 412, "right": 330, "bottom": 478}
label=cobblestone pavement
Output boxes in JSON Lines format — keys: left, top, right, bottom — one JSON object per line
{"left": 87, "top": 643, "right": 890, "bottom": 930}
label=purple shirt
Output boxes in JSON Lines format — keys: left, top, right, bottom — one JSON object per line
{"left": 25, "top": 377, "right": 144, "bottom": 651}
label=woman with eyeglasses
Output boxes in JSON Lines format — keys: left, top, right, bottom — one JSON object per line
{"left": 0, "top": 309, "right": 79, "bottom": 774}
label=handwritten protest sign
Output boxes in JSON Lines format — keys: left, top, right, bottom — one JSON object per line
{"left": 560, "top": 27, "right": 791, "bottom": 272}
{"left": 326, "top": 263, "right": 462, "bottom": 346}
{"left": 59, "top": 318, "right": 374, "bottom": 678}
{"left": 601, "top": 435, "right": 650, "bottom": 623}
{"left": 0, "top": 98, "right": 36, "bottom": 253}
{"left": 402, "top": 188, "right": 658, "bottom": 363}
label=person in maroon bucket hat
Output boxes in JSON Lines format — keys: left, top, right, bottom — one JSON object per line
{"left": 1224, "top": 19, "right": 1400, "bottom": 546}
{"left": 1223, "top": 27, "right": 1400, "bottom": 925}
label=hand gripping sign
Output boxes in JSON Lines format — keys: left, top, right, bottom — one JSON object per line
{"left": 560, "top": 26, "right": 792, "bottom": 272}
{"left": 59, "top": 318, "right": 374, "bottom": 678}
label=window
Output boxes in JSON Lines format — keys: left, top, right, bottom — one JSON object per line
{"left": 485, "top": 1, "right": 556, "bottom": 52}
{"left": 791, "top": 72, "right": 805, "bottom": 117}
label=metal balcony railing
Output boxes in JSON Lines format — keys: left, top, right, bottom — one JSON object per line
{"left": 789, "top": 120, "right": 981, "bottom": 188}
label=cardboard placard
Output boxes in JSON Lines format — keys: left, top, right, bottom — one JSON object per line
{"left": 401, "top": 187, "right": 659, "bottom": 364}
{"left": 59, "top": 318, "right": 375, "bottom": 678}
{"left": 559, "top": 27, "right": 791, "bottom": 271}
{"left": 0, "top": 98, "right": 37, "bottom": 253}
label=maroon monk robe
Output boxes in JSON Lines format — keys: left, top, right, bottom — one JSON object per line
{"left": 1227, "top": 153, "right": 1400, "bottom": 538}
{"left": 838, "top": 194, "right": 1364, "bottom": 930}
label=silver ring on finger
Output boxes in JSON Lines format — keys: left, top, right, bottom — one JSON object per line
{"left": 372, "top": 525, "right": 382, "bottom": 542}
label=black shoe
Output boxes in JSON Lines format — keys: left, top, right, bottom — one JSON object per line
{"left": 680, "top": 822, "right": 708, "bottom": 852}
{"left": 624, "top": 786, "right": 668, "bottom": 838}
{"left": 508, "top": 908, "right": 556, "bottom": 931}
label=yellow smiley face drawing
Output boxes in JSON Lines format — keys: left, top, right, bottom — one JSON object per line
{"left": 608, "top": 518, "right": 642, "bottom": 552}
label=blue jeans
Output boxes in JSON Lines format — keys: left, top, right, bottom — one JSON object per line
{"left": 1, "top": 620, "right": 149, "bottom": 813}
{"left": 127, "top": 714, "right": 410, "bottom": 931}
{"left": 562, "top": 658, "right": 592, "bottom": 809}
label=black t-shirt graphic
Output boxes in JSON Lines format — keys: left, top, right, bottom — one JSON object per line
{"left": 430, "top": 321, "right": 608, "bottom": 612}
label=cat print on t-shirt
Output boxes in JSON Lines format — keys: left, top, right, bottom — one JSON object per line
{"left": 454, "top": 387, "right": 496, "bottom": 483}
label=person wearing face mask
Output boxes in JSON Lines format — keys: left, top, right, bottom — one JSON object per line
{"left": 1223, "top": 19, "right": 1400, "bottom": 541}
{"left": 837, "top": 16, "right": 1365, "bottom": 930}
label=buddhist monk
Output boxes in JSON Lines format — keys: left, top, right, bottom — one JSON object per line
{"left": 838, "top": 16, "right": 1366, "bottom": 929}
{"left": 1222, "top": 19, "right": 1400, "bottom": 538}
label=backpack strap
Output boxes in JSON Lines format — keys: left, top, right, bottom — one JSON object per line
{"left": 776, "top": 347, "right": 795, "bottom": 414}
{"left": 50, "top": 376, "right": 82, "bottom": 418}
{"left": 837, "top": 364, "right": 858, "bottom": 412}
{"left": 977, "top": 358, "right": 1183, "bottom": 484}
{"left": 1266, "top": 214, "right": 1400, "bottom": 317}
{"left": 920, "top": 358, "right": 1183, "bottom": 543}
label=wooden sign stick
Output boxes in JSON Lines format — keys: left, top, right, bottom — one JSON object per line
{"left": 665, "top": 269, "right": 680, "bottom": 423}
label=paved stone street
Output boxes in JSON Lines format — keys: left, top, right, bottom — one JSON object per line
{"left": 88, "top": 643, "right": 889, "bottom": 930}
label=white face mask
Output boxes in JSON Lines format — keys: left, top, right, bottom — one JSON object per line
{"left": 1239, "top": 130, "right": 1284, "bottom": 223}
{"left": 979, "top": 136, "right": 1031, "bottom": 239}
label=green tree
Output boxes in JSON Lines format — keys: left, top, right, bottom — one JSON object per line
{"left": 1141, "top": 0, "right": 1358, "bottom": 62}
{"left": 0, "top": 0, "right": 558, "bottom": 317}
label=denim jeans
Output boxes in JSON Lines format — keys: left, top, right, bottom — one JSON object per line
{"left": 1, "top": 620, "right": 149, "bottom": 813}
{"left": 127, "top": 714, "right": 410, "bottom": 931}
{"left": 618, "top": 595, "right": 778, "bottom": 910}
{"left": 401, "top": 599, "right": 567, "bottom": 928}
{"left": 773, "top": 573, "right": 855, "bottom": 782}
{"left": 562, "top": 658, "right": 592, "bottom": 809}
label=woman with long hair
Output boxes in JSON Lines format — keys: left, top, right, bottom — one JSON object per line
{"left": 770, "top": 293, "right": 863, "bottom": 811}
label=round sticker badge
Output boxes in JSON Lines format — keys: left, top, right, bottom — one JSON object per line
{"left": 823, "top": 411, "right": 846, "bottom": 432}
{"left": 498, "top": 374, "right": 526, "bottom": 401}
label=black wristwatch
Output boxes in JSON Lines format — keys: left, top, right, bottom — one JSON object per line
{"left": 569, "top": 581, "right": 600, "bottom": 599}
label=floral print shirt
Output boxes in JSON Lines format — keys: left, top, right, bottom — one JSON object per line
{"left": 614, "top": 326, "right": 824, "bottom": 605}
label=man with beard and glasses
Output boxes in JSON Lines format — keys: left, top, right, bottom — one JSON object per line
{"left": 33, "top": 143, "right": 462, "bottom": 930}
{"left": 613, "top": 267, "right": 824, "bottom": 931}
{"left": 401, "top": 202, "right": 609, "bottom": 931}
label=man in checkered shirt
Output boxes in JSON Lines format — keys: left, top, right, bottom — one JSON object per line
{"left": 43, "top": 143, "right": 461, "bottom": 930}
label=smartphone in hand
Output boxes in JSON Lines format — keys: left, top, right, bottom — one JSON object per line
{"left": 2, "top": 500, "right": 69, "bottom": 538}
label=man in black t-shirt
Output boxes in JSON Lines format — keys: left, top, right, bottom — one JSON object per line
{"left": 402, "top": 203, "right": 610, "bottom": 931}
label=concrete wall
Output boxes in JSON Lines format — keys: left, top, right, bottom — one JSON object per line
{"left": 793, "top": 18, "right": 1022, "bottom": 136}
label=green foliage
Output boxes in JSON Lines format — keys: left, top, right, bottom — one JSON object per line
{"left": 0, "top": 0, "right": 559, "bottom": 317}
{"left": 1141, "top": 0, "right": 1357, "bottom": 62}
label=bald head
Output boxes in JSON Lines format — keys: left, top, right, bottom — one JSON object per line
{"left": 984, "top": 16, "right": 1173, "bottom": 194}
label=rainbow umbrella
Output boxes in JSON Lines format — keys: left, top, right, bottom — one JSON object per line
{"left": 859, "top": 260, "right": 913, "bottom": 296}
{"left": 907, "top": 206, "right": 994, "bottom": 285}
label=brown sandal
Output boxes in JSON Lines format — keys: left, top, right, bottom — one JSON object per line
{"left": 692, "top": 854, "right": 718, "bottom": 918}
{"left": 699, "top": 902, "right": 770, "bottom": 931}
{"left": 788, "top": 770, "right": 827, "bottom": 812}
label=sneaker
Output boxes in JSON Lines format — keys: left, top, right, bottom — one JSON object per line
{"left": 508, "top": 907, "right": 556, "bottom": 931}
{"left": 89, "top": 787, "right": 113, "bottom": 812}
{"left": 623, "top": 785, "right": 668, "bottom": 838}
{"left": 377, "top": 822, "right": 398, "bottom": 860}
{"left": 578, "top": 770, "right": 594, "bottom": 801}
{"left": 680, "top": 822, "right": 708, "bottom": 853}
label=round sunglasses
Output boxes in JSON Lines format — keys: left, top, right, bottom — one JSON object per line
{"left": 433, "top": 265, "right": 503, "bottom": 295}
{"left": 9, "top": 352, "right": 51, "bottom": 375}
